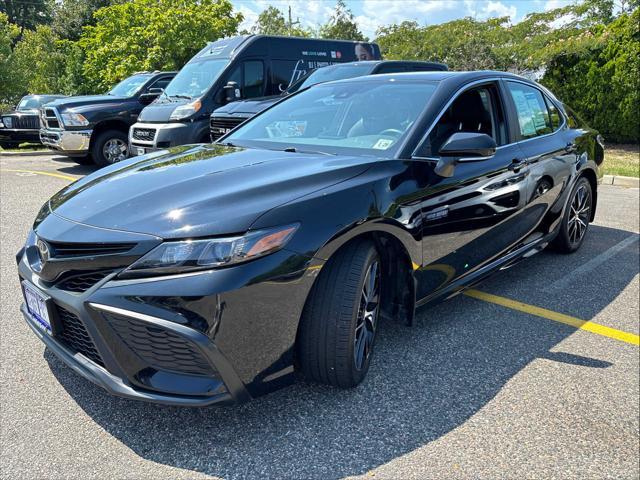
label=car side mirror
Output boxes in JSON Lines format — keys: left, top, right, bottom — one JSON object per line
{"left": 434, "top": 132, "right": 497, "bottom": 177}
{"left": 222, "top": 81, "right": 241, "bottom": 104}
{"left": 139, "top": 88, "right": 163, "bottom": 104}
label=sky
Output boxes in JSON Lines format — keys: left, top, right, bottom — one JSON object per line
{"left": 231, "top": 0, "right": 576, "bottom": 39}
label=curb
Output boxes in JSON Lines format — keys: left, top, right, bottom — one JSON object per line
{"left": 602, "top": 175, "right": 640, "bottom": 188}
{"left": 0, "top": 150, "right": 54, "bottom": 157}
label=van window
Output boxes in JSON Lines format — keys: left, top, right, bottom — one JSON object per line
{"left": 243, "top": 61, "right": 264, "bottom": 98}
{"left": 506, "top": 82, "right": 553, "bottom": 139}
{"left": 272, "top": 60, "right": 299, "bottom": 93}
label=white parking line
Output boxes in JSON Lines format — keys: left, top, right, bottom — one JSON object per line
{"left": 544, "top": 232, "right": 639, "bottom": 292}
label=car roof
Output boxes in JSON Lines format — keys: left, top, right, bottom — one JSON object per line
{"left": 324, "top": 70, "right": 535, "bottom": 86}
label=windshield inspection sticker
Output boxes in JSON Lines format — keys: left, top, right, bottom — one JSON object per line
{"left": 373, "top": 138, "right": 394, "bottom": 150}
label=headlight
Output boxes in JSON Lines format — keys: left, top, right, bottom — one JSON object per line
{"left": 1, "top": 117, "right": 10, "bottom": 128}
{"left": 122, "top": 224, "right": 299, "bottom": 277}
{"left": 61, "top": 112, "right": 89, "bottom": 127}
{"left": 169, "top": 99, "right": 202, "bottom": 121}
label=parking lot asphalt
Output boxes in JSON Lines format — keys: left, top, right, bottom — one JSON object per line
{"left": 1, "top": 153, "right": 638, "bottom": 480}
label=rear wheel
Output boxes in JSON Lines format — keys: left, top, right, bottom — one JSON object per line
{"left": 0, "top": 141, "right": 19, "bottom": 149}
{"left": 91, "top": 129, "right": 128, "bottom": 166}
{"left": 552, "top": 177, "right": 593, "bottom": 253}
{"left": 297, "top": 239, "right": 382, "bottom": 388}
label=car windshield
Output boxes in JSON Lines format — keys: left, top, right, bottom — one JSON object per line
{"left": 286, "top": 63, "right": 375, "bottom": 94}
{"left": 228, "top": 80, "right": 438, "bottom": 157}
{"left": 108, "top": 74, "right": 152, "bottom": 96}
{"left": 163, "top": 59, "right": 228, "bottom": 99}
{"left": 17, "top": 96, "right": 45, "bottom": 111}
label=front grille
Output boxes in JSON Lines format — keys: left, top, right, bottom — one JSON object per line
{"left": 57, "top": 270, "right": 113, "bottom": 293}
{"left": 56, "top": 305, "right": 105, "bottom": 367}
{"left": 48, "top": 241, "right": 136, "bottom": 258}
{"left": 12, "top": 115, "right": 39, "bottom": 130}
{"left": 104, "top": 311, "right": 213, "bottom": 376}
{"left": 132, "top": 127, "right": 156, "bottom": 142}
{"left": 210, "top": 116, "right": 246, "bottom": 140}
{"left": 41, "top": 108, "right": 60, "bottom": 129}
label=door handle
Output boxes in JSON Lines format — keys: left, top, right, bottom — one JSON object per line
{"left": 508, "top": 158, "right": 526, "bottom": 172}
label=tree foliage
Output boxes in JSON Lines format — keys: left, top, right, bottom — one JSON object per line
{"left": 52, "top": 0, "right": 122, "bottom": 41}
{"left": 78, "top": 0, "right": 242, "bottom": 92}
{"left": 248, "top": 6, "right": 310, "bottom": 37}
{"left": 0, "top": 0, "right": 51, "bottom": 37}
{"left": 319, "top": 0, "right": 366, "bottom": 41}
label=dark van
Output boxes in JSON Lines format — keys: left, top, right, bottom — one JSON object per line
{"left": 129, "top": 35, "right": 381, "bottom": 155}
{"left": 210, "top": 60, "right": 448, "bottom": 141}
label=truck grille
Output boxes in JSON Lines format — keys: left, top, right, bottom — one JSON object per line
{"left": 104, "top": 311, "right": 214, "bottom": 376}
{"left": 132, "top": 127, "right": 156, "bottom": 142}
{"left": 56, "top": 305, "right": 105, "bottom": 368}
{"left": 41, "top": 108, "right": 61, "bottom": 129}
{"left": 210, "top": 116, "right": 246, "bottom": 140}
{"left": 12, "top": 115, "right": 39, "bottom": 130}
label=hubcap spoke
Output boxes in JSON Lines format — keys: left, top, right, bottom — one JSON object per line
{"left": 354, "top": 259, "right": 381, "bottom": 370}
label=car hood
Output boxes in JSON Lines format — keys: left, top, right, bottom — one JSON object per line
{"left": 138, "top": 98, "right": 190, "bottom": 122}
{"left": 213, "top": 96, "right": 281, "bottom": 116}
{"left": 47, "top": 144, "right": 374, "bottom": 239}
{"left": 46, "top": 95, "right": 129, "bottom": 112}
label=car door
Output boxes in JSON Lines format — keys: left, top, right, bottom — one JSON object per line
{"left": 410, "top": 81, "right": 538, "bottom": 300}
{"left": 502, "top": 80, "right": 576, "bottom": 234}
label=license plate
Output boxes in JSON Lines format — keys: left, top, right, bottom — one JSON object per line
{"left": 22, "top": 281, "right": 52, "bottom": 333}
{"left": 136, "top": 147, "right": 146, "bottom": 155}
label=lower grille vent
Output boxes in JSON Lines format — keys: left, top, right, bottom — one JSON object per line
{"left": 57, "top": 270, "right": 113, "bottom": 293}
{"left": 56, "top": 306, "right": 105, "bottom": 367}
{"left": 104, "top": 311, "right": 213, "bottom": 376}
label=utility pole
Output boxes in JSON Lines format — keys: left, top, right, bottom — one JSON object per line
{"left": 287, "top": 5, "right": 301, "bottom": 36}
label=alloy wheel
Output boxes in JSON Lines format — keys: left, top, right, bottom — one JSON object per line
{"left": 103, "top": 138, "right": 127, "bottom": 164}
{"left": 354, "top": 259, "right": 381, "bottom": 370}
{"left": 567, "top": 184, "right": 591, "bottom": 246}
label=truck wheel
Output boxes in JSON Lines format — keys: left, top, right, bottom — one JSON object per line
{"left": 0, "top": 142, "right": 19, "bottom": 149}
{"left": 91, "top": 130, "right": 128, "bottom": 166}
{"left": 297, "top": 239, "right": 382, "bottom": 388}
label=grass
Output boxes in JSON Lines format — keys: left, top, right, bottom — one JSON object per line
{"left": 603, "top": 143, "right": 639, "bottom": 178}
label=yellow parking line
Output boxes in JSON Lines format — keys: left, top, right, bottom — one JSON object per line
{"left": 464, "top": 288, "right": 639, "bottom": 346}
{"left": 1, "top": 169, "right": 76, "bottom": 182}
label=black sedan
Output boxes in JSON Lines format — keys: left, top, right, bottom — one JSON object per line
{"left": 17, "top": 71, "right": 604, "bottom": 406}
{"left": 1, "top": 94, "right": 66, "bottom": 149}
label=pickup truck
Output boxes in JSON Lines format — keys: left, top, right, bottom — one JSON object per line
{"left": 39, "top": 71, "right": 175, "bottom": 165}
{"left": 1, "top": 95, "right": 65, "bottom": 149}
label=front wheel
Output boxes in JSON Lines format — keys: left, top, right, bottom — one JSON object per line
{"left": 297, "top": 239, "right": 382, "bottom": 388}
{"left": 91, "top": 129, "right": 128, "bottom": 167}
{"left": 552, "top": 176, "right": 593, "bottom": 253}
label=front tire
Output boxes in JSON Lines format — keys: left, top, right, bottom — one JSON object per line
{"left": 91, "top": 129, "right": 128, "bottom": 167}
{"left": 298, "top": 239, "right": 382, "bottom": 388}
{"left": 552, "top": 176, "right": 593, "bottom": 253}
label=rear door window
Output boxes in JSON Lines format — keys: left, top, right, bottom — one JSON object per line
{"left": 506, "top": 82, "right": 553, "bottom": 139}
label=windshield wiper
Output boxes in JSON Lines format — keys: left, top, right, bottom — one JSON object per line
{"left": 282, "top": 146, "right": 335, "bottom": 156}
{"left": 170, "top": 94, "right": 192, "bottom": 100}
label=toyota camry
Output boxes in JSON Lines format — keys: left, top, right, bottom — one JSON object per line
{"left": 17, "top": 71, "right": 604, "bottom": 406}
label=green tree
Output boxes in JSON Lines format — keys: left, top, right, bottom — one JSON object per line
{"left": 52, "top": 0, "right": 123, "bottom": 41}
{"left": 11, "top": 25, "right": 69, "bottom": 94}
{"left": 0, "top": 0, "right": 52, "bottom": 38}
{"left": 78, "top": 0, "right": 243, "bottom": 92}
{"left": 0, "top": 12, "right": 20, "bottom": 107}
{"left": 249, "top": 5, "right": 310, "bottom": 37}
{"left": 319, "top": 0, "right": 366, "bottom": 41}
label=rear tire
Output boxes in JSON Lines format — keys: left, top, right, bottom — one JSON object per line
{"left": 0, "top": 142, "right": 19, "bottom": 149}
{"left": 298, "top": 239, "right": 382, "bottom": 388}
{"left": 91, "top": 129, "right": 128, "bottom": 167}
{"left": 552, "top": 176, "right": 593, "bottom": 253}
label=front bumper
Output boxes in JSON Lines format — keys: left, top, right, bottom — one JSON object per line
{"left": 0, "top": 128, "right": 40, "bottom": 144}
{"left": 128, "top": 121, "right": 205, "bottom": 155}
{"left": 17, "top": 219, "right": 322, "bottom": 405}
{"left": 40, "top": 128, "right": 92, "bottom": 154}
